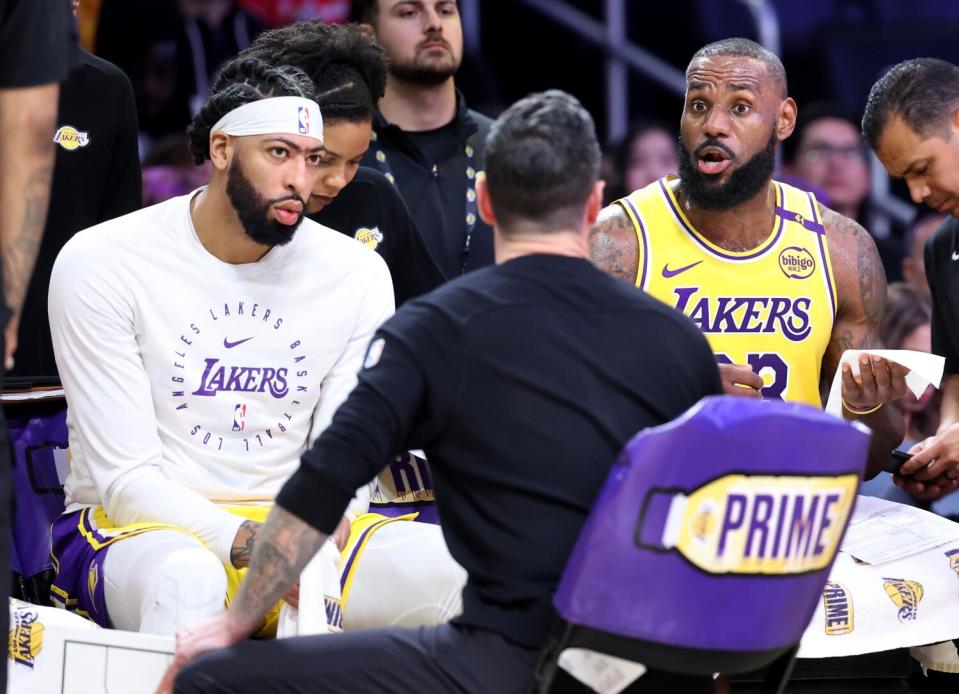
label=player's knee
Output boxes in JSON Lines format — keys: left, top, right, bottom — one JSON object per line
{"left": 141, "top": 547, "right": 227, "bottom": 635}
{"left": 156, "top": 546, "right": 226, "bottom": 597}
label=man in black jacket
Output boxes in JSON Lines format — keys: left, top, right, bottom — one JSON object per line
{"left": 354, "top": 0, "right": 494, "bottom": 279}
{"left": 162, "top": 89, "right": 722, "bottom": 694}
{"left": 13, "top": 45, "right": 142, "bottom": 381}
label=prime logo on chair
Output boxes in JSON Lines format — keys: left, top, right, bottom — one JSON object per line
{"left": 639, "top": 473, "right": 859, "bottom": 575}
{"left": 548, "top": 396, "right": 871, "bottom": 682}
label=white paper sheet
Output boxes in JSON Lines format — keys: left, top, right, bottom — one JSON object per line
{"left": 841, "top": 496, "right": 959, "bottom": 565}
{"left": 558, "top": 648, "right": 647, "bottom": 694}
{"left": 1, "top": 388, "right": 64, "bottom": 402}
{"left": 799, "top": 497, "right": 959, "bottom": 659}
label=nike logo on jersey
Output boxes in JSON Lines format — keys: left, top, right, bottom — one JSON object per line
{"left": 662, "top": 260, "right": 703, "bottom": 278}
{"left": 223, "top": 336, "right": 254, "bottom": 349}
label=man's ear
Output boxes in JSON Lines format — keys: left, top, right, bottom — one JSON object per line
{"left": 584, "top": 180, "right": 606, "bottom": 227}
{"left": 778, "top": 97, "right": 798, "bottom": 142}
{"left": 209, "top": 132, "right": 232, "bottom": 172}
{"left": 477, "top": 173, "right": 496, "bottom": 226}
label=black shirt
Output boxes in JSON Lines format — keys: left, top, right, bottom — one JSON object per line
{"left": 0, "top": 0, "right": 78, "bottom": 333}
{"left": 361, "top": 90, "right": 494, "bottom": 280}
{"left": 926, "top": 217, "right": 959, "bottom": 374}
{"left": 308, "top": 167, "right": 445, "bottom": 306}
{"left": 0, "top": 0, "right": 77, "bottom": 88}
{"left": 277, "top": 254, "right": 722, "bottom": 647}
{"left": 13, "top": 49, "right": 142, "bottom": 380}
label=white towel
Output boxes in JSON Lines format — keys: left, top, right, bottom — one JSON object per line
{"left": 276, "top": 540, "right": 343, "bottom": 638}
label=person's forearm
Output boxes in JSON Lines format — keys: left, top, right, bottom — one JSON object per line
{"left": 0, "top": 83, "right": 59, "bottom": 317}
{"left": 227, "top": 505, "right": 327, "bottom": 636}
{"left": 855, "top": 403, "right": 905, "bottom": 479}
{"left": 937, "top": 375, "right": 959, "bottom": 433}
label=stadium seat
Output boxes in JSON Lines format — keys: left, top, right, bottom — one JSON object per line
{"left": 533, "top": 396, "right": 871, "bottom": 694}
{"left": 8, "top": 403, "right": 69, "bottom": 605}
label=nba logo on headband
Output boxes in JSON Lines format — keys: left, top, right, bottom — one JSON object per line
{"left": 298, "top": 107, "right": 310, "bottom": 135}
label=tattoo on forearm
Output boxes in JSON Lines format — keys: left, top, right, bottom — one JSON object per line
{"left": 589, "top": 206, "right": 639, "bottom": 283}
{"left": 230, "top": 520, "right": 259, "bottom": 569}
{"left": 3, "top": 165, "right": 54, "bottom": 316}
{"left": 231, "top": 506, "right": 326, "bottom": 632}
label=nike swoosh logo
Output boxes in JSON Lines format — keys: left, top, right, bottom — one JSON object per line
{"left": 662, "top": 260, "right": 703, "bottom": 278}
{"left": 952, "top": 251, "right": 959, "bottom": 261}
{"left": 223, "top": 336, "right": 254, "bottom": 349}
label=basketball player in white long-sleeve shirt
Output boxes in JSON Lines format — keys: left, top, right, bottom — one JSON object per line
{"left": 47, "top": 57, "right": 393, "bottom": 636}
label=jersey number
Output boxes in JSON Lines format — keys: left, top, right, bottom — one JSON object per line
{"left": 715, "top": 352, "right": 789, "bottom": 400}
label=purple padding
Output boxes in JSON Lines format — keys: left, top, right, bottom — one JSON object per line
{"left": 8, "top": 406, "right": 69, "bottom": 577}
{"left": 554, "top": 396, "right": 869, "bottom": 653}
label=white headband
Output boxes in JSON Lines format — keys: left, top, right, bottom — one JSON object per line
{"left": 211, "top": 96, "right": 323, "bottom": 143}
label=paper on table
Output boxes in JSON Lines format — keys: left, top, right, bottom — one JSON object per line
{"left": 0, "top": 388, "right": 64, "bottom": 402}
{"left": 840, "top": 495, "right": 959, "bottom": 564}
{"left": 558, "top": 649, "right": 647, "bottom": 694}
{"left": 824, "top": 349, "right": 943, "bottom": 418}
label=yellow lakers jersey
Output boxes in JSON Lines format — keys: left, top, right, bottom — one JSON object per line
{"left": 618, "top": 176, "right": 836, "bottom": 407}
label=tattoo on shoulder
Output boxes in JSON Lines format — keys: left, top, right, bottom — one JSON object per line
{"left": 820, "top": 204, "right": 887, "bottom": 349}
{"left": 589, "top": 205, "right": 638, "bottom": 283}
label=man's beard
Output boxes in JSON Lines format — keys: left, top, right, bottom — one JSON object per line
{"left": 388, "top": 35, "right": 460, "bottom": 86}
{"left": 225, "top": 159, "right": 303, "bottom": 248}
{"left": 678, "top": 132, "right": 777, "bottom": 210}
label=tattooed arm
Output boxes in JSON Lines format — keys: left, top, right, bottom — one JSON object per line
{"left": 589, "top": 204, "right": 639, "bottom": 283}
{"left": 0, "top": 83, "right": 60, "bottom": 367}
{"left": 156, "top": 507, "right": 328, "bottom": 693}
{"left": 228, "top": 506, "right": 326, "bottom": 633}
{"left": 820, "top": 204, "right": 906, "bottom": 478}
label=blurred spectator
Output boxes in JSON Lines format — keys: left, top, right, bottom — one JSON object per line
{"left": 783, "top": 102, "right": 905, "bottom": 281}
{"left": 880, "top": 284, "right": 939, "bottom": 447}
{"left": 604, "top": 120, "right": 679, "bottom": 203}
{"left": 14, "top": 31, "right": 143, "bottom": 381}
{"left": 237, "top": 0, "right": 350, "bottom": 25}
{"left": 95, "top": 0, "right": 264, "bottom": 148}
{"left": 901, "top": 213, "right": 943, "bottom": 295}
{"left": 141, "top": 134, "right": 212, "bottom": 206}
{"left": 784, "top": 103, "right": 870, "bottom": 221}
{"left": 354, "top": 0, "right": 494, "bottom": 279}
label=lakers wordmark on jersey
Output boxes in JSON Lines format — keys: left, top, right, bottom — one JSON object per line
{"left": 618, "top": 176, "right": 837, "bottom": 407}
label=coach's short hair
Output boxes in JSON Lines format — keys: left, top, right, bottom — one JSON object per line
{"left": 484, "top": 90, "right": 600, "bottom": 232}
{"left": 186, "top": 57, "right": 316, "bottom": 165}
{"left": 688, "top": 38, "right": 787, "bottom": 97}
{"left": 862, "top": 58, "right": 959, "bottom": 149}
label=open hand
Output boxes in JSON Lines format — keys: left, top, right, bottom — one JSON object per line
{"left": 841, "top": 354, "right": 909, "bottom": 412}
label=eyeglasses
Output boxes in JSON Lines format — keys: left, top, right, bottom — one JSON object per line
{"left": 801, "top": 143, "right": 867, "bottom": 163}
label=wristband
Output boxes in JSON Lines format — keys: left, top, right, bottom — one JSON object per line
{"left": 842, "top": 398, "right": 883, "bottom": 416}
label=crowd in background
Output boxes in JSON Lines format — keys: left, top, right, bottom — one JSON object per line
{"left": 33, "top": 0, "right": 959, "bottom": 521}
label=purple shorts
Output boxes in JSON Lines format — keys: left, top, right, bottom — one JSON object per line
{"left": 50, "top": 509, "right": 111, "bottom": 626}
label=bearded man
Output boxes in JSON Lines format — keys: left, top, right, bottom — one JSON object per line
{"left": 589, "top": 38, "right": 907, "bottom": 479}
{"left": 46, "top": 56, "right": 393, "bottom": 635}
{"left": 354, "top": 0, "right": 495, "bottom": 278}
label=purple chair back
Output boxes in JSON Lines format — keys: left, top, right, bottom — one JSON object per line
{"left": 553, "top": 396, "right": 869, "bottom": 673}
{"left": 8, "top": 405, "right": 68, "bottom": 578}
